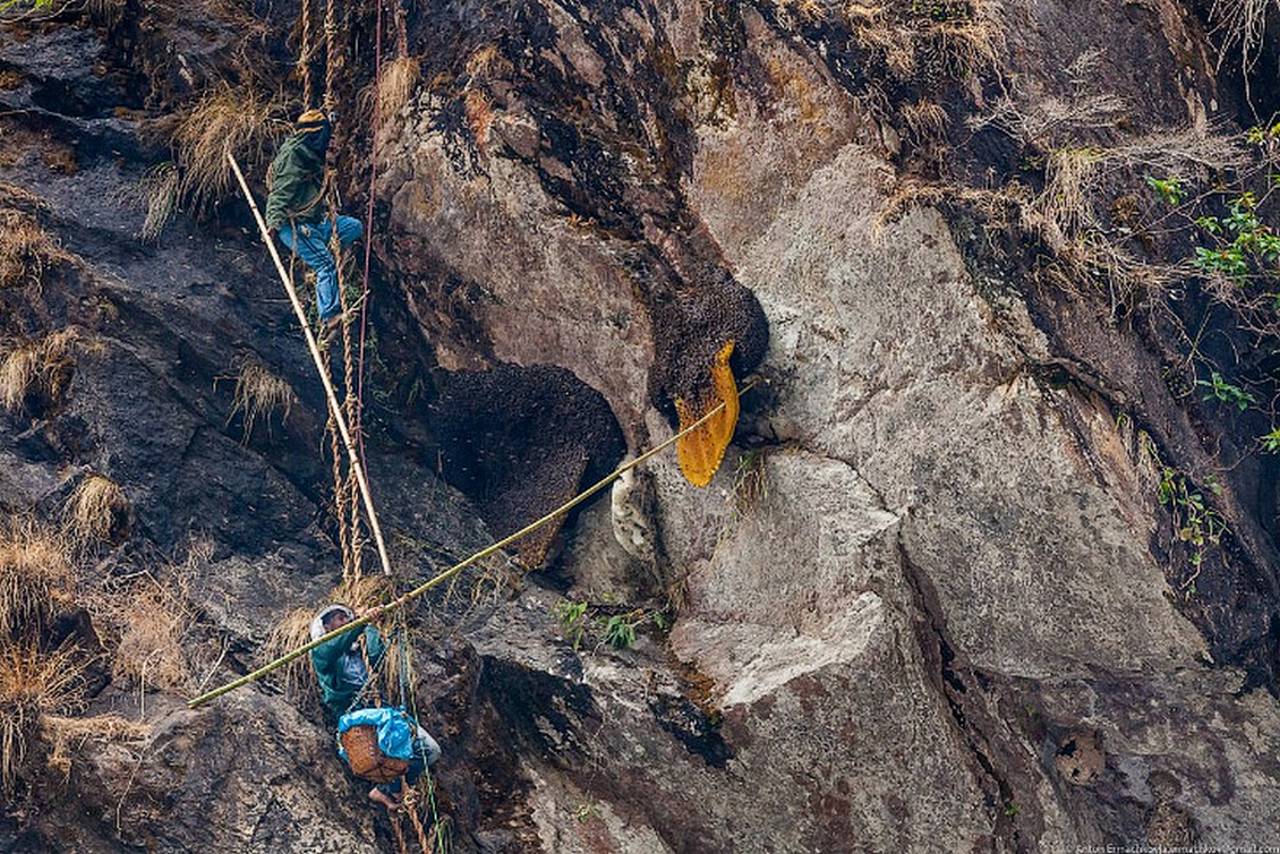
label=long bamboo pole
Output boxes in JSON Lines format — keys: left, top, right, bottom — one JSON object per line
{"left": 187, "top": 378, "right": 758, "bottom": 709}
{"left": 227, "top": 152, "right": 395, "bottom": 578}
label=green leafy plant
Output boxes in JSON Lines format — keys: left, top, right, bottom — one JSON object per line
{"left": 552, "top": 602, "right": 670, "bottom": 653}
{"left": 553, "top": 600, "right": 588, "bottom": 651}
{"left": 1197, "top": 371, "right": 1257, "bottom": 411}
{"left": 1261, "top": 427, "right": 1280, "bottom": 453}
{"left": 573, "top": 801, "right": 601, "bottom": 823}
{"left": 1245, "top": 122, "right": 1280, "bottom": 147}
{"left": 0, "top": 0, "right": 52, "bottom": 13}
{"left": 1192, "top": 193, "right": 1280, "bottom": 280}
{"left": 1145, "top": 175, "right": 1184, "bottom": 205}
{"left": 601, "top": 615, "right": 638, "bottom": 650}
{"left": 1157, "top": 466, "right": 1228, "bottom": 570}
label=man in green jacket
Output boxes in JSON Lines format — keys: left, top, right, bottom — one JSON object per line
{"left": 265, "top": 109, "right": 363, "bottom": 338}
{"left": 309, "top": 603, "right": 386, "bottom": 721}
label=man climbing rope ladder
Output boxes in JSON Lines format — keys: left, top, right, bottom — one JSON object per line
{"left": 311, "top": 603, "right": 441, "bottom": 811}
{"left": 265, "top": 109, "right": 363, "bottom": 342}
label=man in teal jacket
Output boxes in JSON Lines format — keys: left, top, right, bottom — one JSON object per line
{"left": 311, "top": 603, "right": 443, "bottom": 811}
{"left": 309, "top": 603, "right": 386, "bottom": 721}
{"left": 265, "top": 109, "right": 363, "bottom": 338}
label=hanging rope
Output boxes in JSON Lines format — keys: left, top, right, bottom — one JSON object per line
{"left": 326, "top": 384, "right": 355, "bottom": 576}
{"left": 321, "top": 0, "right": 341, "bottom": 115}
{"left": 389, "top": 816, "right": 410, "bottom": 854}
{"left": 396, "top": 608, "right": 446, "bottom": 853}
{"left": 336, "top": 242, "right": 364, "bottom": 574}
{"left": 394, "top": 0, "right": 408, "bottom": 58}
{"left": 354, "top": 0, "right": 387, "bottom": 468}
{"left": 298, "top": 0, "right": 315, "bottom": 107}
{"left": 188, "top": 375, "right": 762, "bottom": 709}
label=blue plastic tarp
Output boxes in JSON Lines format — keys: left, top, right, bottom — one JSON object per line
{"left": 336, "top": 707, "right": 416, "bottom": 763}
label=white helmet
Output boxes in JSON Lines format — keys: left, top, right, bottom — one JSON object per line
{"left": 310, "top": 603, "right": 355, "bottom": 642}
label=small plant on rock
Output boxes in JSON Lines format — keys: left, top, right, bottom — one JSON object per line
{"left": 554, "top": 600, "right": 588, "bottom": 651}
{"left": 1145, "top": 174, "right": 1184, "bottom": 205}
{"left": 731, "top": 448, "right": 769, "bottom": 513}
{"left": 1197, "top": 371, "right": 1257, "bottom": 412}
{"left": 601, "top": 614, "right": 638, "bottom": 650}
{"left": 1157, "top": 465, "right": 1228, "bottom": 573}
{"left": 1191, "top": 192, "right": 1280, "bottom": 281}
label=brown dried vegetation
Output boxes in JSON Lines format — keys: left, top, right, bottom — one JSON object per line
{"left": 0, "top": 518, "right": 75, "bottom": 640}
{"left": 64, "top": 474, "right": 131, "bottom": 545}
{"left": 0, "top": 201, "right": 73, "bottom": 290}
{"left": 0, "top": 644, "right": 85, "bottom": 794}
{"left": 227, "top": 355, "right": 297, "bottom": 440}
{"left": 173, "top": 83, "right": 290, "bottom": 213}
{"left": 0, "top": 328, "right": 78, "bottom": 413}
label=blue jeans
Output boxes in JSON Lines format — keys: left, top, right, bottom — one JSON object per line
{"left": 376, "top": 733, "right": 441, "bottom": 797}
{"left": 277, "top": 215, "right": 363, "bottom": 321}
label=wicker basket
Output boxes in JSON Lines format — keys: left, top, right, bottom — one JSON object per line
{"left": 341, "top": 724, "right": 410, "bottom": 784}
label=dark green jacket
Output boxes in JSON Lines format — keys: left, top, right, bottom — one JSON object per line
{"left": 265, "top": 134, "right": 326, "bottom": 229}
{"left": 310, "top": 624, "right": 386, "bottom": 720}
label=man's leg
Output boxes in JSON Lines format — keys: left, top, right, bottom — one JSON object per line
{"left": 334, "top": 214, "right": 364, "bottom": 249}
{"left": 284, "top": 221, "right": 341, "bottom": 322}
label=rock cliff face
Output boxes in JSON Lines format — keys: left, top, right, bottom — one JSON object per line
{"left": 2, "top": 0, "right": 1279, "bottom": 852}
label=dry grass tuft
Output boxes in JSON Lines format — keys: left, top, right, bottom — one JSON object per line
{"left": 174, "top": 84, "right": 290, "bottom": 214}
{"left": 1026, "top": 129, "right": 1249, "bottom": 300}
{"left": 464, "top": 44, "right": 506, "bottom": 78}
{"left": 81, "top": 541, "right": 215, "bottom": 707}
{"left": 41, "top": 713, "right": 149, "bottom": 779}
{"left": 843, "top": 0, "right": 1002, "bottom": 82}
{"left": 0, "top": 328, "right": 78, "bottom": 413}
{"left": 1208, "top": 0, "right": 1280, "bottom": 72}
{"left": 105, "top": 584, "right": 195, "bottom": 696}
{"left": 0, "top": 207, "right": 72, "bottom": 290}
{"left": 883, "top": 121, "right": 1249, "bottom": 311}
{"left": 227, "top": 356, "right": 297, "bottom": 439}
{"left": 137, "top": 162, "right": 179, "bottom": 243}
{"left": 376, "top": 55, "right": 420, "bottom": 120}
{"left": 0, "top": 344, "right": 39, "bottom": 412}
{"left": 65, "top": 474, "right": 129, "bottom": 545}
{"left": 902, "top": 98, "right": 948, "bottom": 142}
{"left": 967, "top": 92, "right": 1128, "bottom": 152}
{"left": 0, "top": 518, "right": 74, "bottom": 639}
{"left": 332, "top": 573, "right": 393, "bottom": 612}
{"left": 263, "top": 605, "right": 317, "bottom": 700}
{"left": 0, "top": 644, "right": 85, "bottom": 794}
{"left": 1035, "top": 145, "right": 1106, "bottom": 245}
